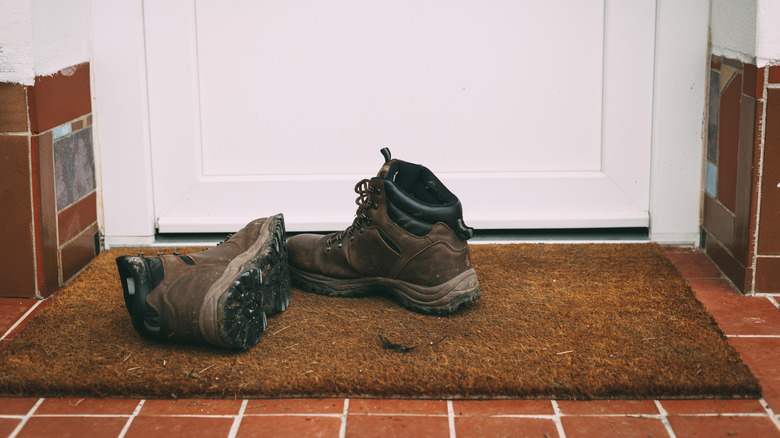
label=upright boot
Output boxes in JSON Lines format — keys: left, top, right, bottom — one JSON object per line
{"left": 287, "top": 149, "right": 480, "bottom": 314}
{"left": 116, "top": 214, "right": 290, "bottom": 349}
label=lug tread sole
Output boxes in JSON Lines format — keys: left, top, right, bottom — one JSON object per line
{"left": 219, "top": 215, "right": 291, "bottom": 349}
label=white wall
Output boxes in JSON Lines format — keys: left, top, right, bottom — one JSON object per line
{"left": 711, "top": 0, "right": 780, "bottom": 65}
{"left": 0, "top": 0, "right": 89, "bottom": 84}
{"left": 756, "top": 0, "right": 780, "bottom": 63}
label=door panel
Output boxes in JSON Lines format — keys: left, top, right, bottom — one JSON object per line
{"left": 144, "top": 0, "right": 656, "bottom": 232}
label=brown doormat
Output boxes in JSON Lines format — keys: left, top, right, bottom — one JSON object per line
{"left": 0, "top": 243, "right": 760, "bottom": 400}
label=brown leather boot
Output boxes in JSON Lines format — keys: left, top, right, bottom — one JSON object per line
{"left": 287, "top": 149, "right": 479, "bottom": 314}
{"left": 116, "top": 214, "right": 290, "bottom": 349}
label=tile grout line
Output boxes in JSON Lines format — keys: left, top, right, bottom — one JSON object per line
{"left": 447, "top": 400, "right": 456, "bottom": 438}
{"left": 0, "top": 300, "right": 43, "bottom": 342}
{"left": 226, "top": 399, "right": 248, "bottom": 438}
{"left": 8, "top": 398, "right": 44, "bottom": 438}
{"left": 550, "top": 401, "right": 567, "bottom": 438}
{"left": 762, "top": 398, "right": 780, "bottom": 432}
{"left": 117, "top": 399, "right": 144, "bottom": 438}
{"left": 338, "top": 398, "right": 349, "bottom": 438}
{"left": 654, "top": 400, "right": 678, "bottom": 438}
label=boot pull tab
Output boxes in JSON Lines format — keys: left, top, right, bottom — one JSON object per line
{"left": 455, "top": 218, "right": 475, "bottom": 240}
{"left": 380, "top": 148, "right": 392, "bottom": 163}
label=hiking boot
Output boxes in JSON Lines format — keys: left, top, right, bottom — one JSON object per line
{"left": 116, "top": 214, "right": 290, "bottom": 349}
{"left": 287, "top": 149, "right": 480, "bottom": 314}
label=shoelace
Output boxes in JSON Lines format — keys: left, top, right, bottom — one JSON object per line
{"left": 326, "top": 179, "right": 380, "bottom": 251}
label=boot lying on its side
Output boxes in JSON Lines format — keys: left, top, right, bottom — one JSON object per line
{"left": 287, "top": 149, "right": 480, "bottom": 315}
{"left": 116, "top": 214, "right": 290, "bottom": 349}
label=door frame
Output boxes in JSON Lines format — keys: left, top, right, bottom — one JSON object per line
{"left": 91, "top": 0, "right": 710, "bottom": 247}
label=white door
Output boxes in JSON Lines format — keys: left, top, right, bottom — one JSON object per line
{"left": 139, "top": 0, "right": 656, "bottom": 233}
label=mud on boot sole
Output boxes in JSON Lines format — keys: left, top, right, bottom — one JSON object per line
{"left": 222, "top": 267, "right": 267, "bottom": 349}
{"left": 290, "top": 267, "right": 480, "bottom": 315}
{"left": 209, "top": 214, "right": 292, "bottom": 349}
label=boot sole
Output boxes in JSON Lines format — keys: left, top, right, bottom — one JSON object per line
{"left": 201, "top": 214, "right": 291, "bottom": 349}
{"left": 289, "top": 267, "right": 480, "bottom": 315}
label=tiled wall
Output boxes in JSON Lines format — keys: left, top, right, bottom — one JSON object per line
{"left": 703, "top": 56, "right": 780, "bottom": 294}
{"left": 0, "top": 63, "right": 99, "bottom": 298}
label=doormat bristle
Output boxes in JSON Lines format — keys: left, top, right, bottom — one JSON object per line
{"left": 0, "top": 243, "right": 760, "bottom": 400}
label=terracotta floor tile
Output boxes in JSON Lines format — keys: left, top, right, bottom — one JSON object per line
{"left": 35, "top": 397, "right": 140, "bottom": 415}
{"left": 453, "top": 399, "right": 554, "bottom": 416}
{"left": 244, "top": 398, "right": 345, "bottom": 415}
{"left": 16, "top": 416, "right": 128, "bottom": 438}
{"left": 237, "top": 415, "right": 342, "bottom": 437}
{"left": 688, "top": 279, "right": 780, "bottom": 335}
{"left": 556, "top": 400, "right": 659, "bottom": 416}
{"left": 660, "top": 398, "right": 766, "bottom": 415}
{"left": 667, "top": 415, "right": 780, "bottom": 438}
{"left": 688, "top": 278, "right": 765, "bottom": 310}
{"left": 345, "top": 414, "right": 450, "bottom": 438}
{"left": 124, "top": 416, "right": 234, "bottom": 438}
{"left": 560, "top": 416, "right": 669, "bottom": 438}
{"left": 664, "top": 248, "right": 723, "bottom": 279}
{"left": 708, "top": 306, "right": 780, "bottom": 335}
{"left": 347, "top": 398, "right": 447, "bottom": 415}
{"left": 454, "top": 416, "right": 559, "bottom": 438}
{"left": 0, "top": 299, "right": 37, "bottom": 335}
{"left": 729, "top": 337, "right": 780, "bottom": 410}
{"left": 138, "top": 398, "right": 243, "bottom": 416}
{"left": 0, "top": 418, "right": 22, "bottom": 438}
{"left": 1, "top": 299, "right": 49, "bottom": 342}
{"left": 0, "top": 397, "right": 39, "bottom": 415}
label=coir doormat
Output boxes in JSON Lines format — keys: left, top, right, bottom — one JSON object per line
{"left": 0, "top": 243, "right": 760, "bottom": 400}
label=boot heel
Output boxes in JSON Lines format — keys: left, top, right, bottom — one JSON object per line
{"left": 115, "top": 256, "right": 161, "bottom": 338}
{"left": 390, "top": 268, "right": 481, "bottom": 315}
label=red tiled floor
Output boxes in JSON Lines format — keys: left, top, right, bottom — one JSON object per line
{"left": 1, "top": 247, "right": 780, "bottom": 437}
{"left": 0, "top": 299, "right": 37, "bottom": 336}
{"left": 660, "top": 398, "right": 766, "bottom": 415}
{"left": 0, "top": 397, "right": 39, "bottom": 415}
{"left": 137, "top": 398, "right": 243, "bottom": 416}
{"left": 236, "top": 415, "right": 342, "bottom": 437}
{"left": 347, "top": 398, "right": 448, "bottom": 415}
{"left": 243, "top": 398, "right": 345, "bottom": 415}
{"left": 667, "top": 415, "right": 780, "bottom": 438}
{"left": 664, "top": 247, "right": 724, "bottom": 278}
{"left": 556, "top": 400, "right": 659, "bottom": 416}
{"left": 0, "top": 299, "right": 48, "bottom": 344}
{"left": 16, "top": 416, "right": 128, "bottom": 438}
{"left": 690, "top": 279, "right": 780, "bottom": 335}
{"left": 454, "top": 416, "right": 560, "bottom": 438}
{"left": 346, "top": 414, "right": 450, "bottom": 438}
{"left": 35, "top": 397, "right": 139, "bottom": 415}
{"left": 123, "top": 416, "right": 234, "bottom": 438}
{"left": 560, "top": 416, "right": 669, "bottom": 438}
{"left": 729, "top": 337, "right": 780, "bottom": 408}
{"left": 0, "top": 418, "right": 21, "bottom": 438}
{"left": 453, "top": 399, "right": 554, "bottom": 416}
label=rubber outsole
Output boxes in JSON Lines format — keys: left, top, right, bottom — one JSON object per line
{"left": 289, "top": 266, "right": 480, "bottom": 315}
{"left": 218, "top": 215, "right": 291, "bottom": 349}
{"left": 116, "top": 256, "right": 160, "bottom": 339}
